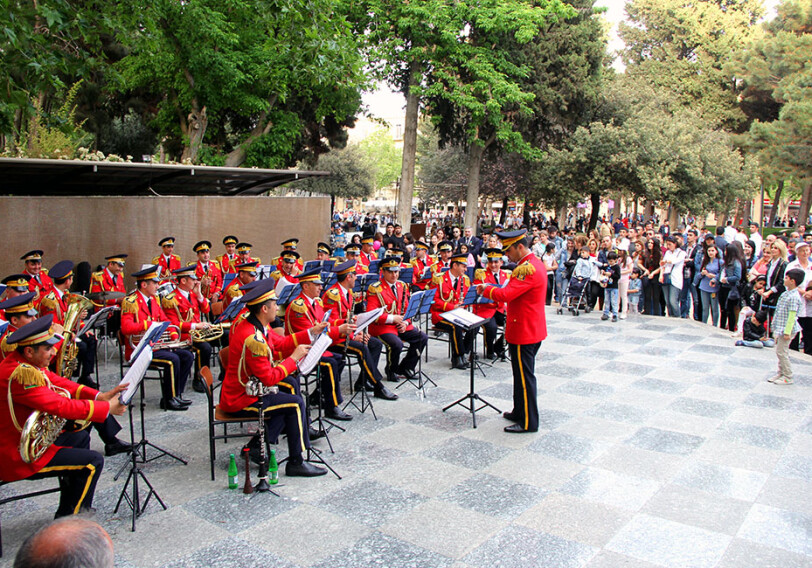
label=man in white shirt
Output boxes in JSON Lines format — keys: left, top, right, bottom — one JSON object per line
{"left": 749, "top": 222, "right": 763, "bottom": 257}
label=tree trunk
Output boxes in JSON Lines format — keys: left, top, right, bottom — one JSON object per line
{"left": 500, "top": 196, "right": 508, "bottom": 226}
{"left": 464, "top": 143, "right": 486, "bottom": 231}
{"left": 612, "top": 191, "right": 621, "bottom": 220}
{"left": 180, "top": 104, "right": 207, "bottom": 163}
{"left": 797, "top": 182, "right": 812, "bottom": 227}
{"left": 644, "top": 200, "right": 655, "bottom": 220}
{"left": 771, "top": 180, "right": 784, "bottom": 226}
{"left": 225, "top": 97, "right": 277, "bottom": 167}
{"left": 397, "top": 67, "right": 421, "bottom": 230}
{"left": 717, "top": 211, "right": 727, "bottom": 229}
{"left": 588, "top": 192, "right": 600, "bottom": 232}
{"left": 557, "top": 206, "right": 567, "bottom": 228}
{"left": 668, "top": 204, "right": 679, "bottom": 229}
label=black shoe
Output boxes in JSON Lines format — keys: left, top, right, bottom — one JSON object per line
{"left": 502, "top": 411, "right": 520, "bottom": 423}
{"left": 386, "top": 371, "right": 401, "bottom": 382}
{"left": 496, "top": 351, "right": 507, "bottom": 362}
{"left": 374, "top": 385, "right": 398, "bottom": 400}
{"left": 160, "top": 398, "right": 188, "bottom": 411}
{"left": 308, "top": 427, "right": 325, "bottom": 441}
{"left": 286, "top": 461, "right": 327, "bottom": 477}
{"left": 326, "top": 407, "right": 353, "bottom": 421}
{"left": 601, "top": 314, "right": 609, "bottom": 321}
{"left": 176, "top": 396, "right": 193, "bottom": 406}
{"left": 354, "top": 378, "right": 375, "bottom": 392}
{"left": 504, "top": 423, "right": 537, "bottom": 433}
{"left": 192, "top": 377, "right": 206, "bottom": 393}
{"left": 104, "top": 439, "right": 133, "bottom": 457}
{"left": 486, "top": 351, "right": 496, "bottom": 361}
{"left": 79, "top": 376, "right": 99, "bottom": 390}
{"left": 452, "top": 356, "right": 468, "bottom": 370}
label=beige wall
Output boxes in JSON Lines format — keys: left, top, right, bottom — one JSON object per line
{"left": 0, "top": 196, "right": 330, "bottom": 290}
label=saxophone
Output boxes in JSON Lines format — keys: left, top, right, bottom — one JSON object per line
{"left": 54, "top": 294, "right": 93, "bottom": 378}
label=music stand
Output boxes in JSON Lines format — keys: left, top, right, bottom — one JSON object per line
{"left": 395, "top": 290, "right": 437, "bottom": 393}
{"left": 461, "top": 288, "right": 495, "bottom": 375}
{"left": 398, "top": 267, "right": 414, "bottom": 285}
{"left": 83, "top": 306, "right": 116, "bottom": 379}
{"left": 297, "top": 365, "right": 342, "bottom": 479}
{"left": 441, "top": 309, "right": 501, "bottom": 428}
{"left": 113, "top": 347, "right": 182, "bottom": 531}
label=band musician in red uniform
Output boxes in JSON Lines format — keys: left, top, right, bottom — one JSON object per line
{"left": 473, "top": 248, "right": 509, "bottom": 361}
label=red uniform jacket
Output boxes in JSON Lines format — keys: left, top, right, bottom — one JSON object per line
{"left": 411, "top": 256, "right": 435, "bottom": 290}
{"left": 321, "top": 283, "right": 354, "bottom": 323}
{"left": 359, "top": 251, "right": 375, "bottom": 268}
{"left": 27, "top": 271, "right": 54, "bottom": 308}
{"left": 216, "top": 253, "right": 239, "bottom": 275}
{"left": 195, "top": 261, "right": 223, "bottom": 299}
{"left": 472, "top": 268, "right": 509, "bottom": 319}
{"left": 152, "top": 254, "right": 182, "bottom": 280}
{"left": 219, "top": 315, "right": 308, "bottom": 413}
{"left": 366, "top": 279, "right": 415, "bottom": 336}
{"left": 0, "top": 352, "right": 108, "bottom": 482}
{"left": 221, "top": 279, "right": 244, "bottom": 312}
{"left": 90, "top": 269, "right": 127, "bottom": 307}
{"left": 38, "top": 288, "right": 70, "bottom": 324}
{"left": 482, "top": 253, "right": 547, "bottom": 344}
{"left": 284, "top": 294, "right": 344, "bottom": 351}
{"left": 0, "top": 324, "right": 19, "bottom": 361}
{"left": 430, "top": 271, "right": 470, "bottom": 325}
{"left": 120, "top": 292, "right": 177, "bottom": 359}
{"left": 274, "top": 256, "right": 303, "bottom": 272}
{"left": 161, "top": 290, "right": 210, "bottom": 341}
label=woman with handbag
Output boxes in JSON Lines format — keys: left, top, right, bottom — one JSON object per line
{"left": 720, "top": 243, "right": 746, "bottom": 332}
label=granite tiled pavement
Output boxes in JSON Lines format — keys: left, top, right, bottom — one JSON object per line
{"left": 2, "top": 309, "right": 811, "bottom": 567}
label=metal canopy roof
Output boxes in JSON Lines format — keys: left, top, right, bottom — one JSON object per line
{"left": 0, "top": 158, "right": 329, "bottom": 196}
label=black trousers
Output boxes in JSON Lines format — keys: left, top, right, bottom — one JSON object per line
{"left": 482, "top": 312, "right": 506, "bottom": 356}
{"left": 192, "top": 340, "right": 214, "bottom": 370}
{"left": 378, "top": 328, "right": 428, "bottom": 378}
{"left": 29, "top": 430, "right": 104, "bottom": 517}
{"left": 151, "top": 348, "right": 195, "bottom": 401}
{"left": 345, "top": 337, "right": 385, "bottom": 386}
{"left": 508, "top": 342, "right": 541, "bottom": 432}
{"left": 231, "top": 376, "right": 310, "bottom": 463}
{"left": 435, "top": 320, "right": 474, "bottom": 358}
{"left": 77, "top": 335, "right": 97, "bottom": 380}
{"left": 318, "top": 353, "right": 345, "bottom": 408}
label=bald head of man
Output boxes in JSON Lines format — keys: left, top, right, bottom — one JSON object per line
{"left": 14, "top": 517, "right": 114, "bottom": 568}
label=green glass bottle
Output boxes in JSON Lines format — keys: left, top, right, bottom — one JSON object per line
{"left": 227, "top": 453, "right": 238, "bottom": 489}
{"left": 268, "top": 449, "right": 279, "bottom": 485}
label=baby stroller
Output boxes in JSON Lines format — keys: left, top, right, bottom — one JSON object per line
{"left": 557, "top": 276, "right": 591, "bottom": 316}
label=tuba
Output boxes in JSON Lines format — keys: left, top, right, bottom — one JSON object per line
{"left": 54, "top": 294, "right": 94, "bottom": 378}
{"left": 190, "top": 322, "right": 231, "bottom": 343}
{"left": 18, "top": 380, "right": 89, "bottom": 463}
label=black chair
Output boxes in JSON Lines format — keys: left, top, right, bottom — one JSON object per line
{"left": 0, "top": 479, "right": 60, "bottom": 557}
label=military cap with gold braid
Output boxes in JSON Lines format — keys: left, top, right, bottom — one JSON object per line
{"left": 241, "top": 278, "right": 278, "bottom": 305}
{"left": 344, "top": 244, "right": 361, "bottom": 255}
{"left": 222, "top": 235, "right": 238, "bottom": 246}
{"left": 2, "top": 274, "right": 32, "bottom": 292}
{"left": 171, "top": 266, "right": 198, "bottom": 279}
{"left": 158, "top": 237, "right": 175, "bottom": 247}
{"left": 483, "top": 247, "right": 503, "bottom": 260}
{"left": 317, "top": 242, "right": 332, "bottom": 255}
{"left": 414, "top": 241, "right": 429, "bottom": 251}
{"left": 332, "top": 259, "right": 356, "bottom": 275}
{"left": 49, "top": 260, "right": 74, "bottom": 282}
{"left": 105, "top": 254, "right": 127, "bottom": 265}
{"left": 437, "top": 240, "right": 453, "bottom": 253}
{"left": 193, "top": 240, "right": 212, "bottom": 253}
{"left": 361, "top": 235, "right": 374, "bottom": 245}
{"left": 496, "top": 229, "right": 527, "bottom": 251}
{"left": 7, "top": 314, "right": 61, "bottom": 347}
{"left": 239, "top": 279, "right": 263, "bottom": 292}
{"left": 132, "top": 265, "right": 161, "bottom": 281}
{"left": 450, "top": 250, "right": 468, "bottom": 265}
{"left": 298, "top": 267, "right": 324, "bottom": 284}
{"left": 236, "top": 261, "right": 259, "bottom": 274}
{"left": 379, "top": 257, "right": 402, "bottom": 272}
{"left": 280, "top": 251, "right": 300, "bottom": 263}
{"left": 236, "top": 243, "right": 253, "bottom": 253}
{"left": 20, "top": 250, "right": 44, "bottom": 262}
{"left": 281, "top": 238, "right": 299, "bottom": 249}
{"left": 0, "top": 292, "right": 38, "bottom": 316}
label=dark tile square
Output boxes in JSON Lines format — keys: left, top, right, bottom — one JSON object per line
{"left": 312, "top": 531, "right": 453, "bottom": 568}
{"left": 744, "top": 393, "right": 808, "bottom": 414}
{"left": 528, "top": 432, "right": 607, "bottom": 464}
{"left": 327, "top": 439, "right": 408, "bottom": 477}
{"left": 538, "top": 408, "right": 574, "bottom": 430}
{"left": 440, "top": 473, "right": 547, "bottom": 519}
{"left": 702, "top": 375, "right": 754, "bottom": 391}
{"left": 717, "top": 422, "right": 791, "bottom": 450}
{"left": 636, "top": 323, "right": 673, "bottom": 332}
{"left": 625, "top": 427, "right": 705, "bottom": 456}
{"left": 774, "top": 455, "right": 812, "bottom": 482}
{"left": 422, "top": 436, "right": 509, "bottom": 470}
{"left": 315, "top": 480, "right": 426, "bottom": 527}
{"left": 540, "top": 363, "right": 589, "bottom": 379}
{"left": 556, "top": 380, "right": 614, "bottom": 398}
{"left": 634, "top": 345, "right": 684, "bottom": 358}
{"left": 408, "top": 410, "right": 494, "bottom": 433}
{"left": 552, "top": 335, "right": 594, "bottom": 347}
{"left": 586, "top": 402, "right": 651, "bottom": 424}
{"left": 163, "top": 537, "right": 296, "bottom": 568}
{"left": 464, "top": 524, "right": 596, "bottom": 568}
{"left": 690, "top": 344, "right": 736, "bottom": 355}
{"left": 632, "top": 377, "right": 688, "bottom": 394}
{"left": 599, "top": 361, "right": 656, "bottom": 376}
{"left": 668, "top": 397, "right": 734, "bottom": 419}
{"left": 182, "top": 488, "right": 300, "bottom": 533}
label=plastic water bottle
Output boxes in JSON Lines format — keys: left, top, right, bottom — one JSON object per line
{"left": 268, "top": 449, "right": 279, "bottom": 485}
{"left": 228, "top": 453, "right": 238, "bottom": 489}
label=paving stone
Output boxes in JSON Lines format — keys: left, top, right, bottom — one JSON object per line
{"left": 315, "top": 480, "right": 427, "bottom": 528}
{"left": 421, "top": 436, "right": 509, "bottom": 470}
{"left": 717, "top": 538, "right": 812, "bottom": 568}
{"left": 738, "top": 503, "right": 812, "bottom": 556}
{"left": 673, "top": 461, "right": 768, "bottom": 501}
{"left": 631, "top": 377, "right": 689, "bottom": 394}
{"left": 642, "top": 484, "right": 751, "bottom": 536}
{"left": 773, "top": 454, "right": 812, "bottom": 482}
{"left": 556, "top": 380, "right": 615, "bottom": 398}
{"left": 585, "top": 402, "right": 652, "bottom": 424}
{"left": 439, "top": 473, "right": 547, "bottom": 519}
{"left": 716, "top": 422, "right": 791, "bottom": 450}
{"left": 310, "top": 531, "right": 454, "bottom": 568}
{"left": 528, "top": 431, "right": 610, "bottom": 464}
{"left": 464, "top": 525, "right": 597, "bottom": 568}
{"left": 668, "top": 396, "right": 735, "bottom": 419}
{"left": 625, "top": 427, "right": 706, "bottom": 456}
{"left": 163, "top": 537, "right": 297, "bottom": 568}
{"left": 560, "top": 467, "right": 661, "bottom": 511}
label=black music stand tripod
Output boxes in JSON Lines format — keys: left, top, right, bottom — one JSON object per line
{"left": 397, "top": 289, "right": 437, "bottom": 394}
{"left": 343, "top": 341, "right": 376, "bottom": 419}
{"left": 300, "top": 366, "right": 342, "bottom": 479}
{"left": 442, "top": 318, "right": 501, "bottom": 428}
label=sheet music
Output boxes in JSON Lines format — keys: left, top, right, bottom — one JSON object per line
{"left": 0, "top": 320, "right": 7, "bottom": 336}
{"left": 297, "top": 332, "right": 332, "bottom": 375}
{"left": 440, "top": 307, "right": 486, "bottom": 328}
{"left": 422, "top": 266, "right": 433, "bottom": 279}
{"left": 354, "top": 307, "right": 384, "bottom": 334}
{"left": 129, "top": 321, "right": 170, "bottom": 364}
{"left": 275, "top": 276, "right": 294, "bottom": 296}
{"left": 79, "top": 306, "right": 116, "bottom": 337}
{"left": 120, "top": 347, "right": 153, "bottom": 405}
{"left": 322, "top": 309, "right": 332, "bottom": 323}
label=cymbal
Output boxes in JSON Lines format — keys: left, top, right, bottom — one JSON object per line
{"left": 89, "top": 291, "right": 125, "bottom": 301}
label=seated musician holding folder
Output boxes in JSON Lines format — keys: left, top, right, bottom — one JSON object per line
{"left": 473, "top": 248, "right": 509, "bottom": 361}
{"left": 0, "top": 316, "right": 127, "bottom": 518}
{"left": 431, "top": 250, "right": 474, "bottom": 370}
{"left": 220, "top": 279, "right": 327, "bottom": 477}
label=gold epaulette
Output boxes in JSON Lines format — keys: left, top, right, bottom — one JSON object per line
{"left": 91, "top": 271, "right": 104, "bottom": 283}
{"left": 501, "top": 269, "right": 510, "bottom": 279}
{"left": 40, "top": 268, "right": 49, "bottom": 275}
{"left": 39, "top": 292, "right": 57, "bottom": 312}
{"left": 270, "top": 270, "right": 282, "bottom": 282}
{"left": 151, "top": 256, "right": 161, "bottom": 264}
{"left": 410, "top": 258, "right": 419, "bottom": 268}
{"left": 254, "top": 257, "right": 262, "bottom": 265}
{"left": 368, "top": 281, "right": 382, "bottom": 294}
{"left": 227, "top": 286, "right": 242, "bottom": 299}
{"left": 324, "top": 287, "right": 341, "bottom": 302}
{"left": 121, "top": 294, "right": 139, "bottom": 315}
{"left": 272, "top": 256, "right": 280, "bottom": 265}
{"left": 0, "top": 335, "right": 13, "bottom": 356}
{"left": 10, "top": 363, "right": 45, "bottom": 387}
{"left": 187, "top": 261, "right": 196, "bottom": 267}
{"left": 474, "top": 268, "right": 486, "bottom": 281}
{"left": 512, "top": 261, "right": 536, "bottom": 281}
{"left": 244, "top": 331, "right": 271, "bottom": 357}
{"left": 172, "top": 254, "right": 181, "bottom": 262}
{"left": 432, "top": 273, "right": 443, "bottom": 286}
{"left": 463, "top": 275, "right": 471, "bottom": 287}
{"left": 161, "top": 293, "right": 178, "bottom": 310}
{"left": 289, "top": 298, "right": 307, "bottom": 314}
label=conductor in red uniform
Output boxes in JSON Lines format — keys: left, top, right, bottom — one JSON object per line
{"left": 0, "top": 316, "right": 127, "bottom": 517}
{"left": 477, "top": 229, "right": 547, "bottom": 433}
